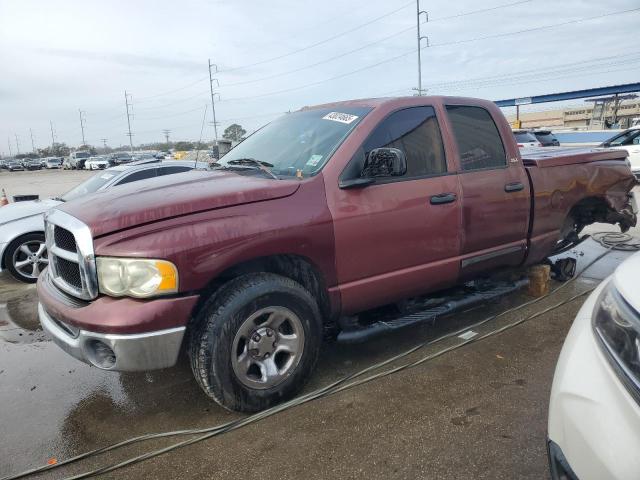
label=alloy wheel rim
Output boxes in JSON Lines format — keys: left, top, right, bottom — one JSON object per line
{"left": 231, "top": 306, "right": 305, "bottom": 390}
{"left": 12, "top": 240, "right": 48, "bottom": 279}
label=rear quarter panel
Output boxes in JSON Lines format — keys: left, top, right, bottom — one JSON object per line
{"left": 526, "top": 159, "right": 636, "bottom": 264}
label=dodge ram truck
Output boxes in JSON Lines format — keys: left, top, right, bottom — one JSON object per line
{"left": 37, "top": 96, "right": 637, "bottom": 412}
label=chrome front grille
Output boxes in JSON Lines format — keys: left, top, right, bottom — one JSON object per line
{"left": 45, "top": 210, "right": 98, "bottom": 300}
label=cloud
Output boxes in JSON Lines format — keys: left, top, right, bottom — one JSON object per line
{"left": 33, "top": 48, "right": 203, "bottom": 72}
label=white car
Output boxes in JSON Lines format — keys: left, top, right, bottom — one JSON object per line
{"left": 43, "top": 157, "right": 63, "bottom": 169}
{"left": 601, "top": 126, "right": 640, "bottom": 179}
{"left": 548, "top": 251, "right": 640, "bottom": 479}
{"left": 0, "top": 161, "right": 204, "bottom": 282}
{"left": 84, "top": 156, "right": 109, "bottom": 170}
{"left": 513, "top": 130, "right": 542, "bottom": 149}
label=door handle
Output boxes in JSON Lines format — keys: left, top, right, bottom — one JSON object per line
{"left": 504, "top": 182, "right": 524, "bottom": 193}
{"left": 430, "top": 193, "right": 457, "bottom": 205}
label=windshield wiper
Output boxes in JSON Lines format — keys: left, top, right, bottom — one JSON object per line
{"left": 226, "top": 158, "right": 278, "bottom": 179}
{"left": 51, "top": 196, "right": 66, "bottom": 202}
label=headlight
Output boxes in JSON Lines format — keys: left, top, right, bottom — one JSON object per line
{"left": 592, "top": 282, "right": 640, "bottom": 402}
{"left": 96, "top": 257, "right": 178, "bottom": 298}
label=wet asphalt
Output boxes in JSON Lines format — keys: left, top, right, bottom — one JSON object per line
{"left": 1, "top": 232, "right": 636, "bottom": 480}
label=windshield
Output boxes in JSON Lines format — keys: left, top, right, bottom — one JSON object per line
{"left": 218, "top": 107, "right": 371, "bottom": 177}
{"left": 60, "top": 170, "right": 117, "bottom": 201}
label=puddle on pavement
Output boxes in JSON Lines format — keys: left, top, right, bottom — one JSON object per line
{"left": 0, "top": 285, "right": 46, "bottom": 344}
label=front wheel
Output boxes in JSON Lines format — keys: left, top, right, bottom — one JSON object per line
{"left": 5, "top": 233, "right": 48, "bottom": 283}
{"left": 189, "top": 273, "right": 323, "bottom": 412}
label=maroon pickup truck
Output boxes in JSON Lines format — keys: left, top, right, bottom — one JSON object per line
{"left": 37, "top": 96, "right": 637, "bottom": 411}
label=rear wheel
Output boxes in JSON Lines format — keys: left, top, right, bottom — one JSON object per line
{"left": 5, "top": 233, "right": 48, "bottom": 283}
{"left": 189, "top": 273, "right": 323, "bottom": 412}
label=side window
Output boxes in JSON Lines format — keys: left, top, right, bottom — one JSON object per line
{"left": 446, "top": 105, "right": 507, "bottom": 171}
{"left": 157, "top": 166, "right": 192, "bottom": 176}
{"left": 115, "top": 168, "right": 157, "bottom": 186}
{"left": 362, "top": 106, "right": 447, "bottom": 178}
{"left": 609, "top": 131, "right": 635, "bottom": 146}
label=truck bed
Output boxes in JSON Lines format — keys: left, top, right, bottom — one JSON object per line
{"left": 523, "top": 147, "right": 635, "bottom": 265}
{"left": 521, "top": 147, "right": 627, "bottom": 168}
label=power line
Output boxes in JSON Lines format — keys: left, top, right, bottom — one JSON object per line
{"left": 101, "top": 138, "right": 108, "bottom": 149}
{"left": 208, "top": 59, "right": 221, "bottom": 144}
{"left": 29, "top": 128, "right": 36, "bottom": 152}
{"left": 219, "top": 1, "right": 414, "bottom": 74}
{"left": 14, "top": 134, "right": 20, "bottom": 155}
{"left": 162, "top": 129, "right": 170, "bottom": 144}
{"left": 124, "top": 90, "right": 134, "bottom": 153}
{"left": 78, "top": 109, "right": 87, "bottom": 145}
{"left": 219, "top": 6, "right": 640, "bottom": 103}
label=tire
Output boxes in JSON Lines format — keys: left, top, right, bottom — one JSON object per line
{"left": 189, "top": 273, "right": 323, "bottom": 412}
{"left": 4, "top": 232, "right": 48, "bottom": 283}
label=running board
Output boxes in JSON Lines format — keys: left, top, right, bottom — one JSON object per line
{"left": 337, "top": 278, "right": 529, "bottom": 344}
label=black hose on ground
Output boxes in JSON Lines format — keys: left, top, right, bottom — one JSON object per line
{"left": 4, "top": 233, "right": 639, "bottom": 480}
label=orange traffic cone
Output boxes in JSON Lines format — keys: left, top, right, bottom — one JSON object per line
{"left": 0, "top": 189, "right": 8, "bottom": 207}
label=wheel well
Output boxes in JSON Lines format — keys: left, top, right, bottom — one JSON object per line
{"left": 566, "top": 196, "right": 613, "bottom": 234}
{"left": 195, "top": 254, "right": 332, "bottom": 323}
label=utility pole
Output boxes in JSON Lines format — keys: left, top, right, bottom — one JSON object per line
{"left": 124, "top": 90, "right": 134, "bottom": 153}
{"left": 7, "top": 136, "right": 13, "bottom": 157}
{"left": 101, "top": 138, "right": 108, "bottom": 149}
{"left": 14, "top": 134, "right": 20, "bottom": 155}
{"left": 30, "top": 128, "right": 36, "bottom": 152}
{"left": 208, "top": 59, "right": 221, "bottom": 145}
{"left": 162, "top": 129, "right": 171, "bottom": 146}
{"left": 78, "top": 109, "right": 87, "bottom": 145}
{"left": 49, "top": 121, "right": 56, "bottom": 147}
{"left": 414, "top": 1, "right": 429, "bottom": 96}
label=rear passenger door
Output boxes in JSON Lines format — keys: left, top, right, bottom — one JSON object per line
{"left": 445, "top": 105, "right": 530, "bottom": 275}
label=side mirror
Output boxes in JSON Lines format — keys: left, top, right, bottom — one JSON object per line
{"left": 602, "top": 142, "right": 610, "bottom": 147}
{"left": 361, "top": 148, "right": 407, "bottom": 178}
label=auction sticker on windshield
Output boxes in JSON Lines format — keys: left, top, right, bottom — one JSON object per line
{"left": 322, "top": 112, "right": 359, "bottom": 124}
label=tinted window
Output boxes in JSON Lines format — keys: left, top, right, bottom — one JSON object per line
{"left": 446, "top": 106, "right": 506, "bottom": 171}
{"left": 362, "top": 106, "right": 446, "bottom": 178}
{"left": 157, "top": 166, "right": 192, "bottom": 176}
{"left": 534, "top": 132, "right": 556, "bottom": 142}
{"left": 116, "top": 168, "right": 157, "bottom": 185}
{"left": 609, "top": 130, "right": 640, "bottom": 146}
{"left": 514, "top": 132, "right": 537, "bottom": 143}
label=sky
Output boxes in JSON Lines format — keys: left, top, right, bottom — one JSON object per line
{"left": 1, "top": 0, "right": 639, "bottom": 154}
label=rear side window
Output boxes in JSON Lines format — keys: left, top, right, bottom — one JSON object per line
{"left": 115, "top": 168, "right": 157, "bottom": 185}
{"left": 363, "top": 106, "right": 447, "bottom": 178}
{"left": 514, "top": 132, "right": 537, "bottom": 143}
{"left": 446, "top": 105, "right": 507, "bottom": 171}
{"left": 157, "top": 166, "right": 192, "bottom": 176}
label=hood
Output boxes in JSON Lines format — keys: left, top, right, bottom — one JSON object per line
{"left": 0, "top": 198, "right": 62, "bottom": 226}
{"left": 57, "top": 170, "right": 301, "bottom": 237}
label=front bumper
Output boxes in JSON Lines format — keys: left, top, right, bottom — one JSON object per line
{"left": 548, "top": 280, "right": 640, "bottom": 479}
{"left": 37, "top": 272, "right": 199, "bottom": 371}
{"left": 39, "top": 303, "right": 185, "bottom": 371}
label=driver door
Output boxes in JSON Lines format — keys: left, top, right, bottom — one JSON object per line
{"left": 329, "top": 106, "right": 462, "bottom": 314}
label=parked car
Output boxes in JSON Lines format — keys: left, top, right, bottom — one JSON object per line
{"left": 67, "top": 151, "right": 91, "bottom": 170}
{"left": 548, "top": 251, "right": 640, "bottom": 480}
{"left": 110, "top": 152, "right": 133, "bottom": 165}
{"left": 43, "top": 157, "right": 63, "bottom": 169}
{"left": 0, "top": 161, "right": 206, "bottom": 283}
{"left": 532, "top": 130, "right": 560, "bottom": 147}
{"left": 601, "top": 126, "right": 640, "bottom": 179}
{"left": 25, "top": 159, "right": 42, "bottom": 170}
{"left": 513, "top": 129, "right": 542, "bottom": 148}
{"left": 6, "top": 161, "right": 24, "bottom": 172}
{"left": 37, "top": 96, "right": 636, "bottom": 412}
{"left": 84, "top": 156, "right": 109, "bottom": 170}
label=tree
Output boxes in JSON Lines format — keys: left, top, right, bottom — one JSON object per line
{"left": 37, "top": 143, "right": 71, "bottom": 157}
{"left": 78, "top": 144, "right": 97, "bottom": 155}
{"left": 174, "top": 141, "right": 195, "bottom": 151}
{"left": 223, "top": 124, "right": 246, "bottom": 142}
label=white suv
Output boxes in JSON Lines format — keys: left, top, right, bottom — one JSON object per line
{"left": 548, "top": 252, "right": 640, "bottom": 479}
